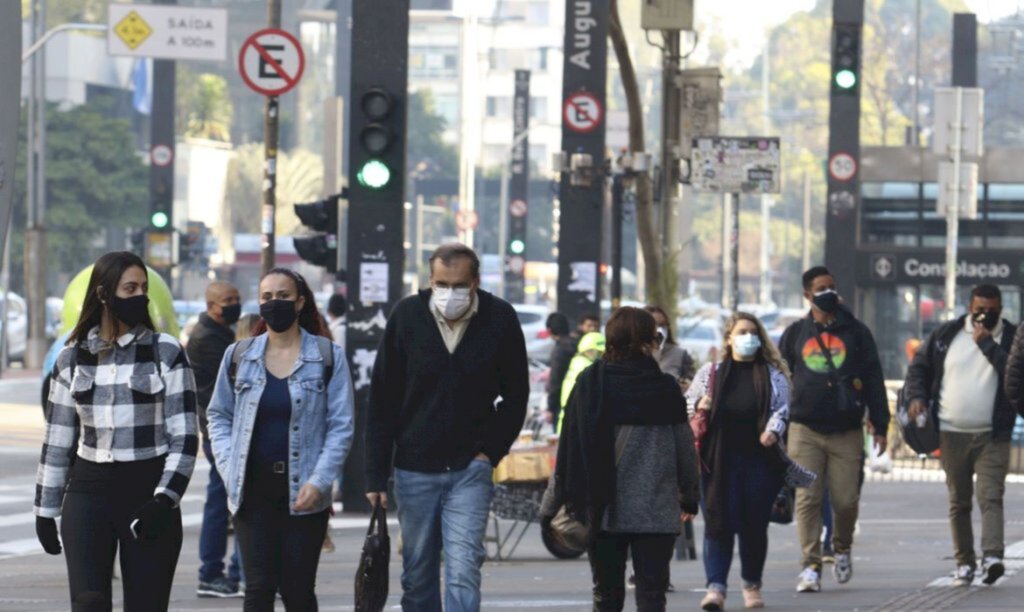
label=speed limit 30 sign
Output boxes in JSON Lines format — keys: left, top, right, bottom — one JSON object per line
{"left": 829, "top": 152, "right": 857, "bottom": 182}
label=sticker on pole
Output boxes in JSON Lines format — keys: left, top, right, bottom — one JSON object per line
{"left": 829, "top": 152, "right": 857, "bottom": 182}
{"left": 563, "top": 91, "right": 603, "bottom": 133}
{"left": 238, "top": 28, "right": 305, "bottom": 96}
{"left": 151, "top": 144, "right": 173, "bottom": 167}
{"left": 509, "top": 199, "right": 528, "bottom": 218}
{"left": 455, "top": 210, "right": 479, "bottom": 231}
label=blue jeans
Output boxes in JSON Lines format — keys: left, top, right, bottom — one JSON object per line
{"left": 394, "top": 460, "right": 495, "bottom": 612}
{"left": 199, "top": 439, "right": 242, "bottom": 584}
{"left": 702, "top": 452, "right": 781, "bottom": 592}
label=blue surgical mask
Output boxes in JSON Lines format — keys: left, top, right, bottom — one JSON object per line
{"left": 733, "top": 334, "right": 762, "bottom": 358}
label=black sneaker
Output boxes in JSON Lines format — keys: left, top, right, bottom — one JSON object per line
{"left": 982, "top": 557, "right": 1005, "bottom": 585}
{"left": 197, "top": 577, "right": 242, "bottom": 598}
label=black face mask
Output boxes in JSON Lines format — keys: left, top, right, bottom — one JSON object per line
{"left": 260, "top": 299, "right": 299, "bottom": 333}
{"left": 973, "top": 310, "right": 1001, "bottom": 331}
{"left": 220, "top": 303, "right": 242, "bottom": 326}
{"left": 812, "top": 289, "right": 840, "bottom": 314}
{"left": 111, "top": 295, "right": 150, "bottom": 327}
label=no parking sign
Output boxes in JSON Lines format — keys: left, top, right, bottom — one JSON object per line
{"left": 238, "top": 28, "right": 305, "bottom": 96}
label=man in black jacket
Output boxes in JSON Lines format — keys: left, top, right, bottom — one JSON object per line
{"left": 545, "top": 312, "right": 576, "bottom": 426}
{"left": 365, "top": 243, "right": 528, "bottom": 612}
{"left": 779, "top": 267, "right": 888, "bottom": 594}
{"left": 906, "top": 284, "right": 1018, "bottom": 587}
{"left": 187, "top": 281, "right": 243, "bottom": 599}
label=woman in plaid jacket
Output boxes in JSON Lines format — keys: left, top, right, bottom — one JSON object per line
{"left": 33, "top": 251, "right": 199, "bottom": 611}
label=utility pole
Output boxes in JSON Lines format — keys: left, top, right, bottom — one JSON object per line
{"left": 802, "top": 171, "right": 811, "bottom": 272}
{"left": 659, "top": 30, "right": 681, "bottom": 283}
{"left": 24, "top": 0, "right": 48, "bottom": 369}
{"left": 261, "top": 0, "right": 283, "bottom": 276}
{"left": 0, "top": 1, "right": 20, "bottom": 376}
{"left": 150, "top": 0, "right": 177, "bottom": 282}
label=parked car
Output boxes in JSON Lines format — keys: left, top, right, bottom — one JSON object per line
{"left": 45, "top": 297, "right": 64, "bottom": 341}
{"left": 676, "top": 315, "right": 723, "bottom": 366}
{"left": 514, "top": 304, "right": 554, "bottom": 363}
{"left": 0, "top": 291, "right": 28, "bottom": 362}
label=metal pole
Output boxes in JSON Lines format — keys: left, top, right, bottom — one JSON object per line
{"left": 802, "top": 171, "right": 811, "bottom": 271}
{"left": 611, "top": 173, "right": 624, "bottom": 309}
{"left": 731, "top": 193, "right": 740, "bottom": 311}
{"left": 720, "top": 194, "right": 729, "bottom": 310}
{"left": 944, "top": 87, "right": 963, "bottom": 321}
{"left": 0, "top": 0, "right": 21, "bottom": 375}
{"left": 261, "top": 0, "right": 283, "bottom": 276}
{"left": 498, "top": 157, "right": 509, "bottom": 299}
{"left": 913, "top": 0, "right": 921, "bottom": 145}
{"left": 759, "top": 196, "right": 772, "bottom": 306}
{"left": 414, "top": 194, "right": 424, "bottom": 293}
{"left": 660, "top": 30, "right": 681, "bottom": 264}
{"left": 24, "top": 0, "right": 48, "bottom": 369}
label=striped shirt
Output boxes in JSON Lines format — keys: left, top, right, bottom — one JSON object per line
{"left": 34, "top": 326, "right": 199, "bottom": 518}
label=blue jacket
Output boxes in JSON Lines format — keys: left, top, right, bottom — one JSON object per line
{"left": 206, "top": 330, "right": 355, "bottom": 515}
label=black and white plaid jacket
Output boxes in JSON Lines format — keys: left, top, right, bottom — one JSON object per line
{"left": 34, "top": 326, "right": 199, "bottom": 518}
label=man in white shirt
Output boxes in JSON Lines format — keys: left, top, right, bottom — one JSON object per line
{"left": 905, "top": 284, "right": 1017, "bottom": 587}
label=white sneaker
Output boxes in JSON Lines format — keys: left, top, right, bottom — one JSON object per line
{"left": 796, "top": 567, "right": 821, "bottom": 593}
{"left": 833, "top": 552, "right": 853, "bottom": 584}
{"left": 952, "top": 564, "right": 975, "bottom": 587}
{"left": 982, "top": 557, "right": 1004, "bottom": 585}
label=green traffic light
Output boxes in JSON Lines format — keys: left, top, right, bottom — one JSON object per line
{"left": 357, "top": 159, "right": 391, "bottom": 189}
{"left": 151, "top": 211, "right": 169, "bottom": 229}
{"left": 835, "top": 69, "right": 857, "bottom": 90}
{"left": 510, "top": 239, "right": 525, "bottom": 255}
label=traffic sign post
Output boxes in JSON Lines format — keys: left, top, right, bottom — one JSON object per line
{"left": 239, "top": 22, "right": 305, "bottom": 275}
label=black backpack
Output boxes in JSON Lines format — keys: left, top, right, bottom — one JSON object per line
{"left": 227, "top": 335, "right": 334, "bottom": 387}
{"left": 895, "top": 385, "right": 940, "bottom": 455}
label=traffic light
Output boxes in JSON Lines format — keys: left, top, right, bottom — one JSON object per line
{"left": 832, "top": 23, "right": 860, "bottom": 95}
{"left": 293, "top": 193, "right": 343, "bottom": 273}
{"left": 354, "top": 89, "right": 401, "bottom": 190}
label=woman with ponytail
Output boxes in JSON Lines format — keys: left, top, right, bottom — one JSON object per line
{"left": 207, "top": 268, "right": 355, "bottom": 611}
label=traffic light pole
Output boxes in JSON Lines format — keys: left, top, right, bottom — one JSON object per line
{"left": 23, "top": 0, "right": 47, "bottom": 369}
{"left": 261, "top": 0, "right": 283, "bottom": 276}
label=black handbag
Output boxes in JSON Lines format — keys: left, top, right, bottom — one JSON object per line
{"left": 770, "top": 485, "right": 795, "bottom": 525}
{"left": 354, "top": 503, "right": 390, "bottom": 612}
{"left": 811, "top": 328, "right": 863, "bottom": 413}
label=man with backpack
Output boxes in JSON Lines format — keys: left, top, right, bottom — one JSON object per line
{"left": 905, "top": 284, "right": 1018, "bottom": 587}
{"left": 779, "top": 266, "right": 889, "bottom": 594}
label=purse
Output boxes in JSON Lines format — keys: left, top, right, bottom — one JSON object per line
{"left": 548, "top": 425, "right": 633, "bottom": 553}
{"left": 354, "top": 503, "right": 390, "bottom": 612}
{"left": 770, "top": 485, "right": 795, "bottom": 525}
{"left": 811, "top": 328, "right": 863, "bottom": 413}
{"left": 689, "top": 364, "right": 716, "bottom": 445}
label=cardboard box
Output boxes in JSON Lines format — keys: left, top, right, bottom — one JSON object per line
{"left": 494, "top": 451, "right": 553, "bottom": 484}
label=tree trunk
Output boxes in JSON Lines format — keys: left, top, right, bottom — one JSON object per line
{"left": 608, "top": 0, "right": 662, "bottom": 302}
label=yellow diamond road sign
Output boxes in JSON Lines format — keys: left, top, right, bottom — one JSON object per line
{"left": 114, "top": 10, "right": 153, "bottom": 50}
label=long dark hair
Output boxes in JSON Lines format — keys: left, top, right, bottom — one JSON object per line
{"left": 604, "top": 306, "right": 657, "bottom": 363}
{"left": 252, "top": 267, "right": 332, "bottom": 339}
{"left": 69, "top": 251, "right": 155, "bottom": 344}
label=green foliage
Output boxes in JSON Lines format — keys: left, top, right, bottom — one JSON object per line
{"left": 10, "top": 97, "right": 148, "bottom": 291}
{"left": 406, "top": 90, "right": 458, "bottom": 179}
{"left": 178, "top": 68, "right": 233, "bottom": 142}
{"left": 223, "top": 144, "right": 324, "bottom": 236}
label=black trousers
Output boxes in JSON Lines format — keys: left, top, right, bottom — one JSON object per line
{"left": 588, "top": 532, "right": 676, "bottom": 612}
{"left": 61, "top": 457, "right": 182, "bottom": 612}
{"left": 234, "top": 467, "right": 329, "bottom": 612}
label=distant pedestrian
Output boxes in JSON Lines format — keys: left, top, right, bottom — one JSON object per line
{"left": 546, "top": 312, "right": 576, "bottom": 426}
{"left": 577, "top": 312, "right": 601, "bottom": 338}
{"left": 327, "top": 293, "right": 347, "bottom": 348}
{"left": 541, "top": 306, "right": 700, "bottom": 612}
{"left": 645, "top": 305, "right": 696, "bottom": 391}
{"left": 909, "top": 284, "right": 1019, "bottom": 586}
{"left": 779, "top": 266, "right": 889, "bottom": 593}
{"left": 206, "top": 268, "right": 355, "bottom": 611}
{"left": 558, "top": 331, "right": 606, "bottom": 432}
{"left": 34, "top": 251, "right": 199, "bottom": 611}
{"left": 188, "top": 281, "right": 244, "bottom": 599}
{"left": 687, "top": 312, "right": 792, "bottom": 610}
{"left": 365, "top": 243, "right": 529, "bottom": 612}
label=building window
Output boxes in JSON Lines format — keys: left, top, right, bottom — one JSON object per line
{"left": 434, "top": 94, "right": 459, "bottom": 128}
{"left": 527, "top": 2, "right": 549, "bottom": 25}
{"left": 409, "top": 46, "right": 459, "bottom": 79}
{"left": 486, "top": 96, "right": 512, "bottom": 118}
{"left": 529, "top": 96, "right": 547, "bottom": 122}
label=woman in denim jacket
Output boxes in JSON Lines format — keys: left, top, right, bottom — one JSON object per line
{"left": 207, "top": 268, "right": 354, "bottom": 611}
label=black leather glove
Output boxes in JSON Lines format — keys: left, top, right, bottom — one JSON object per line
{"left": 130, "top": 494, "right": 175, "bottom": 540}
{"left": 36, "top": 516, "right": 62, "bottom": 555}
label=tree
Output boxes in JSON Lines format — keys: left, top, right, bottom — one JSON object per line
{"left": 178, "top": 68, "right": 233, "bottom": 142}
{"left": 10, "top": 97, "right": 148, "bottom": 291}
{"left": 406, "top": 89, "right": 459, "bottom": 180}
{"left": 223, "top": 144, "right": 324, "bottom": 236}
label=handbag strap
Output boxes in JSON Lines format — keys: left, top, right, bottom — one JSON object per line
{"left": 810, "top": 324, "right": 840, "bottom": 377}
{"left": 367, "top": 503, "right": 388, "bottom": 538}
{"left": 613, "top": 425, "right": 633, "bottom": 465}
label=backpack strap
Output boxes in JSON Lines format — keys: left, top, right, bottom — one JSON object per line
{"left": 315, "top": 336, "right": 334, "bottom": 386}
{"left": 228, "top": 338, "right": 256, "bottom": 387}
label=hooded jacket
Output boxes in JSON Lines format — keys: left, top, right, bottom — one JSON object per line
{"left": 908, "top": 315, "right": 1019, "bottom": 441}
{"left": 778, "top": 306, "right": 889, "bottom": 435}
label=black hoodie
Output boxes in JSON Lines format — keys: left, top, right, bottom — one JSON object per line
{"left": 779, "top": 306, "right": 889, "bottom": 435}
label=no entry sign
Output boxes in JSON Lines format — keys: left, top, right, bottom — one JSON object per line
{"left": 238, "top": 28, "right": 305, "bottom": 96}
{"left": 563, "top": 91, "right": 603, "bottom": 134}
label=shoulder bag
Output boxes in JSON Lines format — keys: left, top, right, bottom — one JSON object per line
{"left": 810, "top": 325, "right": 863, "bottom": 414}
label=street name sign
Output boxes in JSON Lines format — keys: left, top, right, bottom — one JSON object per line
{"left": 239, "top": 29, "right": 306, "bottom": 96}
{"left": 108, "top": 4, "right": 227, "bottom": 61}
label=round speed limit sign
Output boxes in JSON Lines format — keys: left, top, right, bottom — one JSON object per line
{"left": 829, "top": 152, "right": 857, "bottom": 182}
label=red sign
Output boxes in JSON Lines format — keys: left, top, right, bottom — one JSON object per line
{"left": 238, "top": 28, "right": 305, "bottom": 96}
{"left": 455, "top": 210, "right": 479, "bottom": 231}
{"left": 829, "top": 152, "right": 857, "bottom": 182}
{"left": 563, "top": 91, "right": 603, "bottom": 134}
{"left": 509, "top": 199, "right": 528, "bottom": 218}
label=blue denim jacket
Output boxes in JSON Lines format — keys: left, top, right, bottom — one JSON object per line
{"left": 206, "top": 330, "right": 355, "bottom": 515}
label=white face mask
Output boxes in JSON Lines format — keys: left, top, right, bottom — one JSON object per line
{"left": 732, "top": 333, "right": 762, "bottom": 358}
{"left": 656, "top": 326, "right": 668, "bottom": 349}
{"left": 432, "top": 286, "right": 473, "bottom": 320}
